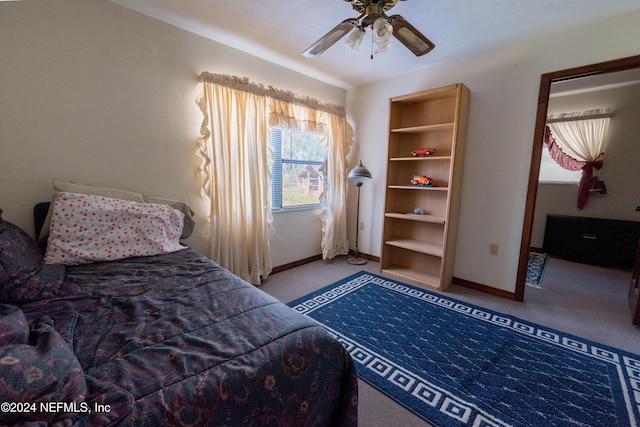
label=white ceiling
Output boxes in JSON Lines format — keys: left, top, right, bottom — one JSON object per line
{"left": 109, "top": 0, "right": 640, "bottom": 89}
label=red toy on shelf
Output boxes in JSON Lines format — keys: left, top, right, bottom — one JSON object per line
{"left": 410, "top": 147, "right": 436, "bottom": 157}
{"left": 410, "top": 175, "right": 433, "bottom": 186}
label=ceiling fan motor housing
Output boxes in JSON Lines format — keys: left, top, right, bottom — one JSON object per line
{"left": 348, "top": 0, "right": 400, "bottom": 15}
{"left": 362, "top": 4, "right": 387, "bottom": 28}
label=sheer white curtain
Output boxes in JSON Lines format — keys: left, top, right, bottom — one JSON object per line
{"left": 547, "top": 109, "right": 611, "bottom": 164}
{"left": 320, "top": 112, "right": 353, "bottom": 259}
{"left": 546, "top": 109, "right": 612, "bottom": 209}
{"left": 196, "top": 75, "right": 273, "bottom": 285}
{"left": 268, "top": 97, "right": 354, "bottom": 260}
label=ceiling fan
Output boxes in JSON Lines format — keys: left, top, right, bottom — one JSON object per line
{"left": 303, "top": 0, "right": 435, "bottom": 58}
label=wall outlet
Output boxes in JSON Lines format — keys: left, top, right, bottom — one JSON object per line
{"left": 359, "top": 221, "right": 365, "bottom": 231}
{"left": 489, "top": 243, "right": 500, "bottom": 256}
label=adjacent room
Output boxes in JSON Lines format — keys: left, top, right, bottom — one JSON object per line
{"left": 2, "top": 0, "right": 640, "bottom": 425}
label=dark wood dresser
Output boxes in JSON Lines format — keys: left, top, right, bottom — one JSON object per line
{"left": 543, "top": 215, "right": 640, "bottom": 270}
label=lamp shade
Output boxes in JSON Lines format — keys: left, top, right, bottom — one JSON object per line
{"left": 345, "top": 28, "right": 364, "bottom": 51}
{"left": 372, "top": 17, "right": 393, "bottom": 42}
{"left": 348, "top": 160, "right": 372, "bottom": 183}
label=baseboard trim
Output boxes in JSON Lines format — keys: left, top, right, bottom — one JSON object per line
{"left": 452, "top": 276, "right": 518, "bottom": 301}
{"left": 273, "top": 254, "right": 516, "bottom": 301}
{"left": 272, "top": 254, "right": 323, "bottom": 274}
{"left": 272, "top": 251, "right": 381, "bottom": 274}
{"left": 349, "top": 250, "right": 380, "bottom": 263}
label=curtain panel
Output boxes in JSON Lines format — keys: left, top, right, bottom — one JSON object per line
{"left": 196, "top": 73, "right": 353, "bottom": 283}
{"left": 267, "top": 97, "right": 354, "bottom": 260}
{"left": 544, "top": 109, "right": 612, "bottom": 209}
{"left": 196, "top": 77, "right": 273, "bottom": 285}
{"left": 543, "top": 126, "right": 586, "bottom": 171}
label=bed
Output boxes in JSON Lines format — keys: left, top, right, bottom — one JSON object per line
{"left": 0, "top": 192, "right": 358, "bottom": 426}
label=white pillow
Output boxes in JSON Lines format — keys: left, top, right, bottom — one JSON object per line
{"left": 38, "top": 179, "right": 146, "bottom": 244}
{"left": 44, "top": 192, "right": 186, "bottom": 265}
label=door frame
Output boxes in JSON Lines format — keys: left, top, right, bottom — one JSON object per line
{"left": 629, "top": 239, "right": 640, "bottom": 324}
{"left": 514, "top": 54, "right": 640, "bottom": 302}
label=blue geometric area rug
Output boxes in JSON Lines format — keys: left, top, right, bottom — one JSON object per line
{"left": 288, "top": 272, "right": 640, "bottom": 427}
{"left": 526, "top": 252, "right": 549, "bottom": 289}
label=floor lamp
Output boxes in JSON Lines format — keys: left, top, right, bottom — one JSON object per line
{"left": 347, "top": 160, "right": 372, "bottom": 265}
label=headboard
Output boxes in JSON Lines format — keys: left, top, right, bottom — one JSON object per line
{"left": 34, "top": 202, "right": 50, "bottom": 241}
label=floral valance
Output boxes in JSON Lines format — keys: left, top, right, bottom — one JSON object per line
{"left": 197, "top": 73, "right": 346, "bottom": 117}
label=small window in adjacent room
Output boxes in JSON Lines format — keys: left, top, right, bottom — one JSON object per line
{"left": 270, "top": 128, "right": 326, "bottom": 210}
{"left": 538, "top": 147, "right": 581, "bottom": 184}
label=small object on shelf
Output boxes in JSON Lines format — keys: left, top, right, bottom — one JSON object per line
{"left": 411, "top": 147, "right": 436, "bottom": 157}
{"left": 410, "top": 175, "right": 433, "bottom": 186}
{"left": 413, "top": 208, "right": 422, "bottom": 215}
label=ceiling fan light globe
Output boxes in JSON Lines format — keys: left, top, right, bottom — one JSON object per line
{"left": 374, "top": 39, "right": 391, "bottom": 54}
{"left": 345, "top": 28, "right": 365, "bottom": 51}
{"left": 372, "top": 17, "right": 393, "bottom": 42}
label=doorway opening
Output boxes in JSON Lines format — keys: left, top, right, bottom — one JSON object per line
{"left": 515, "top": 55, "right": 640, "bottom": 302}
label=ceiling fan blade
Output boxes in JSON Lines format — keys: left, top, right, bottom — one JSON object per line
{"left": 303, "top": 19, "right": 357, "bottom": 58}
{"left": 389, "top": 15, "right": 435, "bottom": 56}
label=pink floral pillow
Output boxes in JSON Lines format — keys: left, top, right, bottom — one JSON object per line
{"left": 44, "top": 192, "right": 186, "bottom": 265}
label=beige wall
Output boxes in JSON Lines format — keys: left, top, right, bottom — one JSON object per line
{"left": 347, "top": 10, "right": 640, "bottom": 292}
{"left": 0, "top": 0, "right": 345, "bottom": 267}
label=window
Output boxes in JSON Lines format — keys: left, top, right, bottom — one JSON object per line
{"left": 270, "top": 128, "right": 326, "bottom": 210}
{"left": 538, "top": 146, "right": 581, "bottom": 184}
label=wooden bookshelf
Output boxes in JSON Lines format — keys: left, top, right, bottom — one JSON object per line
{"left": 380, "top": 83, "right": 470, "bottom": 291}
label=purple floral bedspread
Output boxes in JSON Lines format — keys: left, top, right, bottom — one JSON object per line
{"left": 4, "top": 249, "right": 358, "bottom": 426}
